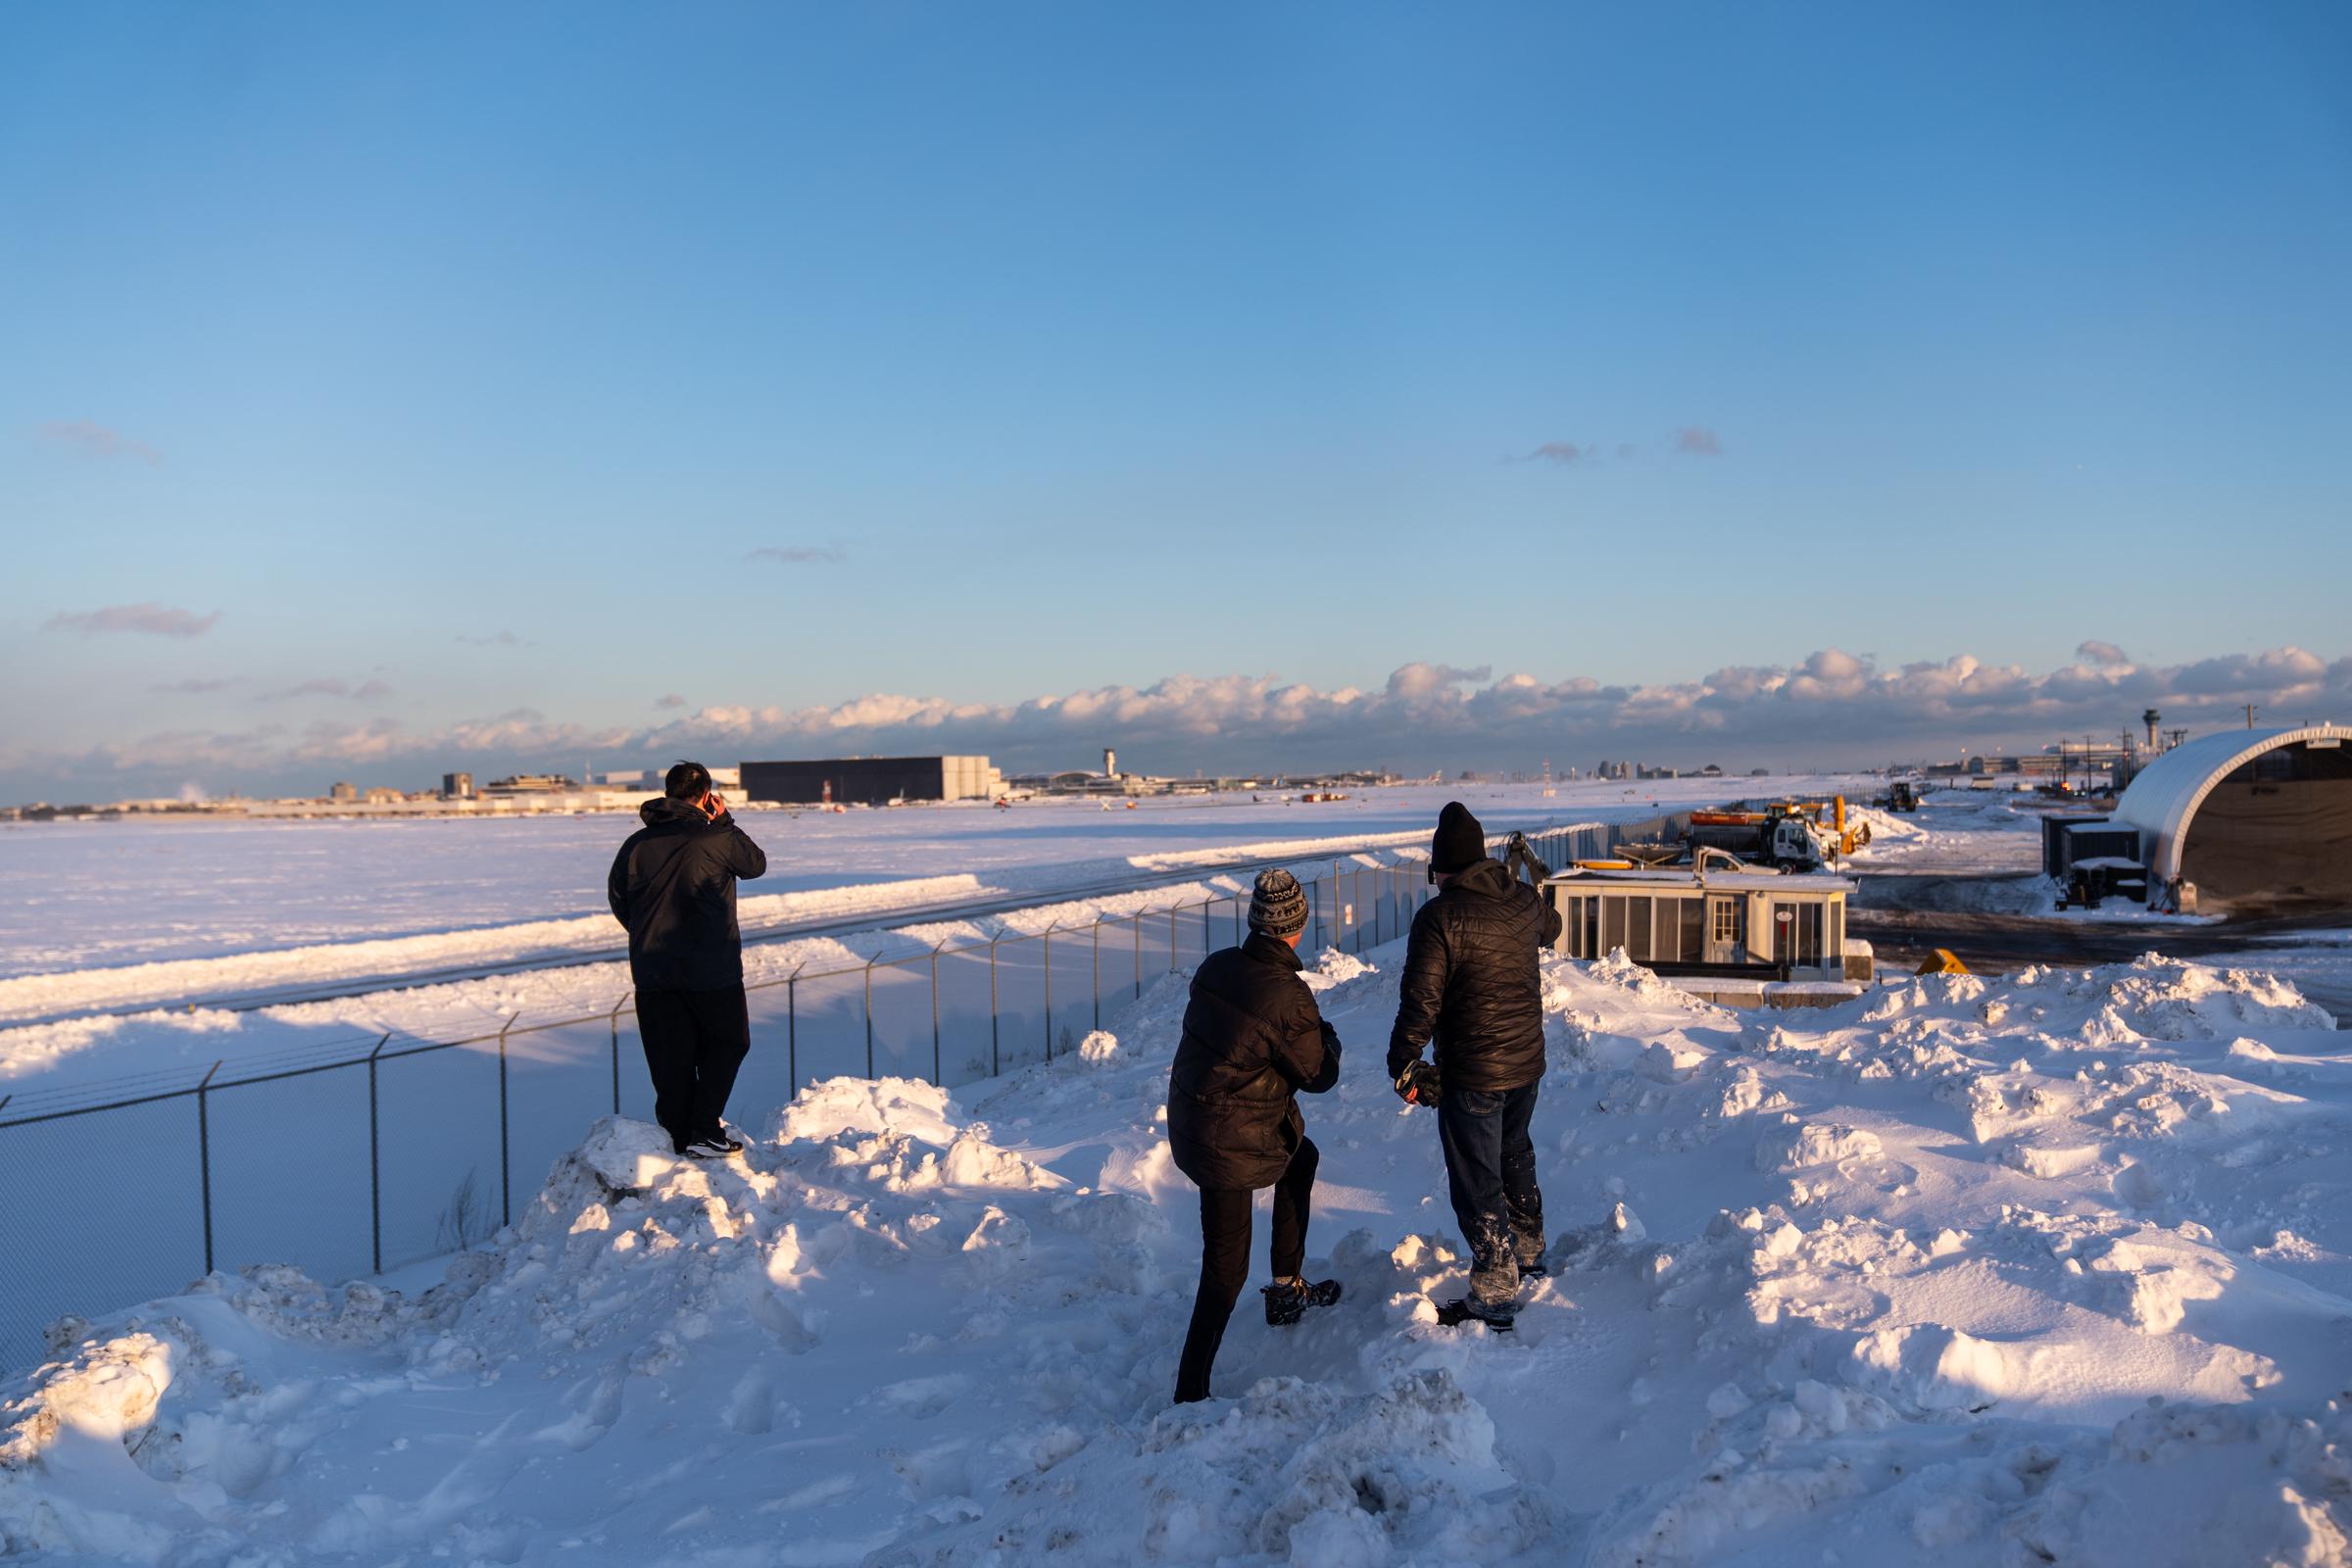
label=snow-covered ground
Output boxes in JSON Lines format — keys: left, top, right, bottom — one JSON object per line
{"left": 5, "top": 941, "right": 2347, "bottom": 1564}
{"left": 1840, "top": 789, "right": 2044, "bottom": 879}
{"left": 1844, "top": 790, "right": 2218, "bottom": 924}
{"left": 0, "top": 782, "right": 1806, "bottom": 982}
{"left": 0, "top": 780, "right": 1874, "bottom": 1093}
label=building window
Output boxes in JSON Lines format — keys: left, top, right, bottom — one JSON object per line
{"left": 1626, "top": 896, "right": 1652, "bottom": 960}
{"left": 1711, "top": 899, "right": 1739, "bottom": 944}
{"left": 1776, "top": 902, "right": 1825, "bottom": 966}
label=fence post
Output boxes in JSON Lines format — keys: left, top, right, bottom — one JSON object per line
{"left": 989, "top": 936, "right": 1002, "bottom": 1076}
{"left": 608, "top": 993, "right": 629, "bottom": 1114}
{"left": 368, "top": 1032, "right": 389, "bottom": 1274}
{"left": 930, "top": 942, "right": 944, "bottom": 1086}
{"left": 1043, "top": 924, "right": 1055, "bottom": 1059}
{"left": 864, "top": 956, "right": 877, "bottom": 1078}
{"left": 1092, "top": 919, "right": 1102, "bottom": 1032}
{"left": 197, "top": 1060, "right": 220, "bottom": 1276}
{"left": 787, "top": 962, "right": 805, "bottom": 1089}
{"left": 498, "top": 1013, "right": 517, "bottom": 1229}
{"left": 1167, "top": 905, "right": 1177, "bottom": 972}
{"left": 1133, "top": 916, "right": 1141, "bottom": 998}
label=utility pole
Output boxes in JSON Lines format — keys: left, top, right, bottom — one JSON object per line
{"left": 2243, "top": 704, "right": 2259, "bottom": 730}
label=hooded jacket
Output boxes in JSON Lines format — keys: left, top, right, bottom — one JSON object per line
{"left": 1386, "top": 858, "right": 1562, "bottom": 1093}
{"left": 1166, "top": 932, "right": 1342, "bottom": 1191}
{"left": 607, "top": 798, "right": 768, "bottom": 991}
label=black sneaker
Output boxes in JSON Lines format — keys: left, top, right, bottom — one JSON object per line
{"left": 681, "top": 1135, "right": 735, "bottom": 1159}
{"left": 1517, "top": 1258, "right": 1549, "bottom": 1282}
{"left": 710, "top": 1126, "right": 746, "bottom": 1152}
{"left": 1435, "top": 1298, "right": 1514, "bottom": 1332}
{"left": 1262, "top": 1277, "right": 1344, "bottom": 1327}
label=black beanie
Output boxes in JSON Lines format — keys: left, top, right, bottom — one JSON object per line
{"left": 1431, "top": 801, "right": 1485, "bottom": 874}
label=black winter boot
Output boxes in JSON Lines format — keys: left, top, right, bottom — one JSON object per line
{"left": 1262, "top": 1277, "right": 1343, "bottom": 1326}
{"left": 1435, "top": 1297, "right": 1515, "bottom": 1331}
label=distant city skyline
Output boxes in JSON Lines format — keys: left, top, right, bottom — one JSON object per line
{"left": 5, "top": 5, "right": 2347, "bottom": 801}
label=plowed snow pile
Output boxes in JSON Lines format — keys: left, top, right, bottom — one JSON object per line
{"left": 4, "top": 949, "right": 2348, "bottom": 1565}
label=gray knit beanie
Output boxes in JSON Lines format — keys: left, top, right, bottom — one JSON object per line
{"left": 1249, "top": 867, "right": 1310, "bottom": 939}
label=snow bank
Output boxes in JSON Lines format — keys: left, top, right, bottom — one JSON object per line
{"left": 4, "top": 940, "right": 2346, "bottom": 1565}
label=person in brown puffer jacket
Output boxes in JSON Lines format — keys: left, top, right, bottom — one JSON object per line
{"left": 1388, "top": 801, "right": 1562, "bottom": 1328}
{"left": 1166, "top": 867, "right": 1344, "bottom": 1403}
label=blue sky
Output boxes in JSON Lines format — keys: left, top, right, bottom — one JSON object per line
{"left": 3, "top": 3, "right": 2348, "bottom": 797}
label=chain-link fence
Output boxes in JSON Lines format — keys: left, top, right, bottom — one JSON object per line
{"left": 0, "top": 822, "right": 1642, "bottom": 1369}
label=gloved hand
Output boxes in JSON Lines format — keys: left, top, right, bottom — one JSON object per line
{"left": 1394, "top": 1059, "right": 1442, "bottom": 1106}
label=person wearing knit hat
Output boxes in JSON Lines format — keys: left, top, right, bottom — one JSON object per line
{"left": 1429, "top": 800, "right": 1486, "bottom": 877}
{"left": 1388, "top": 805, "right": 1563, "bottom": 1330}
{"left": 1164, "top": 866, "right": 1345, "bottom": 1402}
{"left": 1248, "top": 866, "right": 1310, "bottom": 939}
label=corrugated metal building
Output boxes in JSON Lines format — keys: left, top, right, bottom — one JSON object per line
{"left": 2109, "top": 723, "right": 2352, "bottom": 911}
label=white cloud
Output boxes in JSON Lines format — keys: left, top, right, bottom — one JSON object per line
{"left": 748, "top": 546, "right": 847, "bottom": 565}
{"left": 45, "top": 603, "right": 219, "bottom": 638}
{"left": 38, "top": 419, "right": 162, "bottom": 466}
{"left": 11, "top": 645, "right": 2349, "bottom": 799}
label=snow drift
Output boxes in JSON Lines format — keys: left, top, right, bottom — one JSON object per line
{"left": 4, "top": 949, "right": 2348, "bottom": 1565}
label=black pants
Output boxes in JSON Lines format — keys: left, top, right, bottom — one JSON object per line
{"left": 1438, "top": 1081, "right": 1544, "bottom": 1311}
{"left": 635, "top": 985, "right": 751, "bottom": 1150}
{"left": 1174, "top": 1137, "right": 1318, "bottom": 1403}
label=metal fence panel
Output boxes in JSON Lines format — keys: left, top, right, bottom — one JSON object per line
{"left": 205, "top": 1062, "right": 374, "bottom": 1288}
{"left": 1098, "top": 913, "right": 1142, "bottom": 1009}
{"left": 991, "top": 932, "right": 1050, "bottom": 1072}
{"left": 505, "top": 1016, "right": 624, "bottom": 1208}
{"left": 935, "top": 946, "right": 999, "bottom": 1088}
{"left": 0, "top": 1098, "right": 207, "bottom": 1372}
{"left": 374, "top": 1041, "right": 505, "bottom": 1270}
{"left": 733, "top": 980, "right": 800, "bottom": 1120}
{"left": 1209, "top": 891, "right": 1246, "bottom": 955}
{"left": 791, "top": 966, "right": 871, "bottom": 1084}
{"left": 867, "top": 956, "right": 938, "bottom": 1083}
{"left": 1043, "top": 929, "right": 1093, "bottom": 1054}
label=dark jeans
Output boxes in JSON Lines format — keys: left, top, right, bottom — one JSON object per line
{"left": 636, "top": 985, "right": 751, "bottom": 1149}
{"left": 1438, "top": 1081, "right": 1544, "bottom": 1311}
{"left": 1174, "top": 1137, "right": 1318, "bottom": 1403}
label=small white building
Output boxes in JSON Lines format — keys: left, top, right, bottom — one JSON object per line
{"left": 1544, "top": 858, "right": 1862, "bottom": 983}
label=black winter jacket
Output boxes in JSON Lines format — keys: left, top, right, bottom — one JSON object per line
{"left": 1167, "top": 933, "right": 1342, "bottom": 1191}
{"left": 607, "top": 799, "right": 768, "bottom": 991}
{"left": 1386, "top": 858, "right": 1562, "bottom": 1093}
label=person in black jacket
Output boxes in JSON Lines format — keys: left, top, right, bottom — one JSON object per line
{"left": 608, "top": 760, "right": 768, "bottom": 1157}
{"left": 1166, "top": 868, "right": 1344, "bottom": 1403}
{"left": 1388, "top": 802, "right": 1562, "bottom": 1328}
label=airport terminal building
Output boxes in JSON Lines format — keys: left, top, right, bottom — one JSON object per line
{"left": 739, "top": 755, "right": 1004, "bottom": 806}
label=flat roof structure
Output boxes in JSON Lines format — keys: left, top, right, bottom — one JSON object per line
{"left": 1544, "top": 860, "right": 1859, "bottom": 980}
